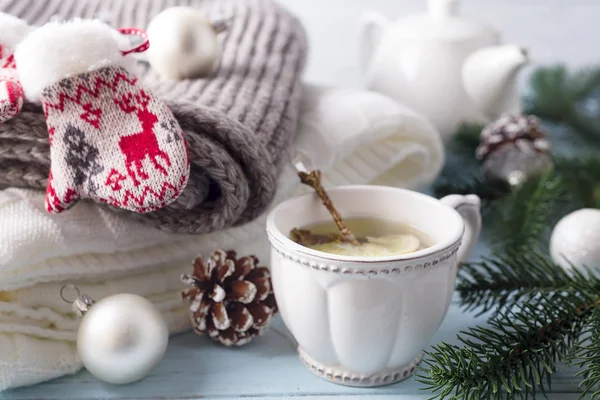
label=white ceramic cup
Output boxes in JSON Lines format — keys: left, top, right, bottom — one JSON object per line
{"left": 266, "top": 185, "right": 481, "bottom": 387}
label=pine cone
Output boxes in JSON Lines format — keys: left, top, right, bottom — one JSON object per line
{"left": 181, "top": 250, "right": 277, "bottom": 346}
{"left": 475, "top": 113, "right": 550, "bottom": 160}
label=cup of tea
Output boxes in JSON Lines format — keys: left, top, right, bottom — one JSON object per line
{"left": 266, "top": 185, "right": 481, "bottom": 387}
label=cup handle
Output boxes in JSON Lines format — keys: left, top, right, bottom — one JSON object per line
{"left": 440, "top": 194, "right": 482, "bottom": 263}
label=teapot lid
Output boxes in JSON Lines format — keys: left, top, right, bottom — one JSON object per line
{"left": 392, "top": 0, "right": 498, "bottom": 42}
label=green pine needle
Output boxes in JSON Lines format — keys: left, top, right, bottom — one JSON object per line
{"left": 569, "top": 309, "right": 600, "bottom": 399}
{"left": 418, "top": 293, "right": 597, "bottom": 400}
{"left": 457, "top": 251, "right": 600, "bottom": 316}
{"left": 525, "top": 65, "right": 600, "bottom": 146}
{"left": 524, "top": 65, "right": 570, "bottom": 120}
{"left": 554, "top": 156, "right": 600, "bottom": 209}
{"left": 434, "top": 175, "right": 511, "bottom": 204}
{"left": 449, "top": 123, "right": 485, "bottom": 155}
{"left": 487, "top": 172, "right": 567, "bottom": 254}
{"left": 567, "top": 67, "right": 600, "bottom": 100}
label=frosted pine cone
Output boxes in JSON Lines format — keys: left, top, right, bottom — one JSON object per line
{"left": 475, "top": 113, "right": 550, "bottom": 160}
{"left": 476, "top": 113, "right": 554, "bottom": 186}
{"left": 181, "top": 250, "right": 277, "bottom": 346}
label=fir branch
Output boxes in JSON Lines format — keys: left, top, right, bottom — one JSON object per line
{"left": 487, "top": 172, "right": 567, "bottom": 254}
{"left": 525, "top": 65, "right": 600, "bottom": 147}
{"left": 524, "top": 65, "right": 570, "bottom": 120}
{"left": 449, "top": 123, "right": 485, "bottom": 156}
{"left": 434, "top": 175, "right": 511, "bottom": 203}
{"left": 418, "top": 293, "right": 596, "bottom": 400}
{"left": 569, "top": 308, "right": 600, "bottom": 399}
{"left": 554, "top": 156, "right": 600, "bottom": 209}
{"left": 423, "top": 65, "right": 600, "bottom": 399}
{"left": 563, "top": 110, "right": 600, "bottom": 148}
{"left": 457, "top": 251, "right": 600, "bottom": 316}
{"left": 566, "top": 67, "right": 600, "bottom": 102}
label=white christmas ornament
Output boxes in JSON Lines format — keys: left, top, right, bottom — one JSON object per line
{"left": 145, "top": 7, "right": 226, "bottom": 80}
{"left": 63, "top": 286, "right": 169, "bottom": 385}
{"left": 550, "top": 209, "right": 600, "bottom": 271}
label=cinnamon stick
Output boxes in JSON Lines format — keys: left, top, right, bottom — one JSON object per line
{"left": 295, "top": 163, "right": 360, "bottom": 246}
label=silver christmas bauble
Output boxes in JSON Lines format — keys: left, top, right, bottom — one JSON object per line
{"left": 77, "top": 293, "right": 169, "bottom": 385}
{"left": 550, "top": 208, "right": 600, "bottom": 271}
{"left": 482, "top": 144, "right": 554, "bottom": 186}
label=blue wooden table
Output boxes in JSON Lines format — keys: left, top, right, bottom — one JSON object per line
{"left": 0, "top": 242, "right": 585, "bottom": 399}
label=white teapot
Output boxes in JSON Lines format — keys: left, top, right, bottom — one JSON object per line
{"left": 360, "top": 0, "right": 529, "bottom": 137}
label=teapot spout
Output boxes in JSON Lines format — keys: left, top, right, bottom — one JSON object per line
{"left": 462, "top": 45, "right": 529, "bottom": 119}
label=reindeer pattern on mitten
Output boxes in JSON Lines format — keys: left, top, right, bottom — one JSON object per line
{"left": 0, "top": 43, "right": 16, "bottom": 68}
{"left": 42, "top": 66, "right": 190, "bottom": 213}
{"left": 115, "top": 90, "right": 172, "bottom": 186}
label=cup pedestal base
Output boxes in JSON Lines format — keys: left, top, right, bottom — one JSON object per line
{"left": 298, "top": 347, "right": 423, "bottom": 388}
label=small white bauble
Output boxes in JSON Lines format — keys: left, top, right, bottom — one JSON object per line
{"left": 146, "top": 7, "right": 222, "bottom": 80}
{"left": 550, "top": 208, "right": 600, "bottom": 271}
{"left": 77, "top": 293, "right": 169, "bottom": 385}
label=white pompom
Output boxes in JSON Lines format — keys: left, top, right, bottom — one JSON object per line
{"left": 550, "top": 208, "right": 600, "bottom": 271}
{"left": 145, "top": 7, "right": 221, "bottom": 80}
{"left": 0, "top": 12, "right": 32, "bottom": 52}
{"left": 14, "top": 19, "right": 135, "bottom": 102}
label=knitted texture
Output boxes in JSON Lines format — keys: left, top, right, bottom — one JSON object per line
{"left": 0, "top": 188, "right": 274, "bottom": 292}
{"left": 0, "top": 42, "right": 15, "bottom": 69}
{"left": 0, "top": 86, "right": 444, "bottom": 290}
{"left": 0, "top": 0, "right": 307, "bottom": 233}
{"left": 0, "top": 13, "right": 28, "bottom": 123}
{"left": 41, "top": 67, "right": 189, "bottom": 213}
{"left": 0, "top": 69, "right": 22, "bottom": 123}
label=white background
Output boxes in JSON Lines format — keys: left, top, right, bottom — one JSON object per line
{"left": 277, "top": 0, "right": 600, "bottom": 87}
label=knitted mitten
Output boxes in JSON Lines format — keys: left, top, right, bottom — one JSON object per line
{"left": 0, "top": 13, "right": 31, "bottom": 123}
{"left": 15, "top": 19, "right": 190, "bottom": 213}
{"left": 0, "top": 69, "right": 23, "bottom": 123}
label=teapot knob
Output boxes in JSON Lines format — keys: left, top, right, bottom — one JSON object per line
{"left": 359, "top": 12, "right": 391, "bottom": 73}
{"left": 428, "top": 0, "right": 459, "bottom": 18}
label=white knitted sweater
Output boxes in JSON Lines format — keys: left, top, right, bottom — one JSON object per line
{"left": 0, "top": 85, "right": 444, "bottom": 390}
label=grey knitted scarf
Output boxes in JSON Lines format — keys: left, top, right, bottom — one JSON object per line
{"left": 0, "top": 0, "right": 306, "bottom": 234}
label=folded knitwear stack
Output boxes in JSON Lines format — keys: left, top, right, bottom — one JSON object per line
{"left": 0, "top": 0, "right": 307, "bottom": 234}
{"left": 0, "top": 0, "right": 445, "bottom": 392}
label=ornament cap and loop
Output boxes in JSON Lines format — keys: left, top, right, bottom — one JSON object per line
{"left": 211, "top": 17, "right": 232, "bottom": 34}
{"left": 117, "top": 27, "right": 150, "bottom": 56}
{"left": 60, "top": 284, "right": 96, "bottom": 317}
